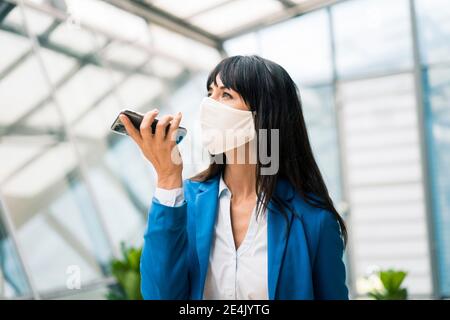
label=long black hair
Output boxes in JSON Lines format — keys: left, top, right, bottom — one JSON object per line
{"left": 191, "top": 55, "right": 347, "bottom": 245}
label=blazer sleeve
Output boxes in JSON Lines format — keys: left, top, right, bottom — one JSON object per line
{"left": 140, "top": 198, "right": 190, "bottom": 299}
{"left": 312, "top": 210, "right": 349, "bottom": 300}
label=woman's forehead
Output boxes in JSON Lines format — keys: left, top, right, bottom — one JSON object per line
{"left": 215, "top": 75, "right": 224, "bottom": 86}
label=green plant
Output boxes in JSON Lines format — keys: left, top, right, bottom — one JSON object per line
{"left": 106, "top": 243, "right": 143, "bottom": 300}
{"left": 368, "top": 269, "right": 408, "bottom": 300}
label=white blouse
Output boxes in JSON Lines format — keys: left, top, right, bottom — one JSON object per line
{"left": 154, "top": 175, "right": 268, "bottom": 300}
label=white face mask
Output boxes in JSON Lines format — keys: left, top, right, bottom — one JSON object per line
{"left": 199, "top": 97, "right": 256, "bottom": 155}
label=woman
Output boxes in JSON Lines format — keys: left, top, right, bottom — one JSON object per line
{"left": 120, "top": 55, "right": 349, "bottom": 300}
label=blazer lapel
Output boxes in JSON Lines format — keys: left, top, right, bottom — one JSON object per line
{"left": 267, "top": 178, "right": 294, "bottom": 300}
{"left": 193, "top": 174, "right": 295, "bottom": 300}
{"left": 194, "top": 174, "right": 220, "bottom": 296}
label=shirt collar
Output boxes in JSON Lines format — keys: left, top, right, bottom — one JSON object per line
{"left": 217, "top": 172, "right": 269, "bottom": 219}
{"left": 218, "top": 172, "right": 229, "bottom": 198}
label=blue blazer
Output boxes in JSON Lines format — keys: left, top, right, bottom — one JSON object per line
{"left": 140, "top": 173, "right": 348, "bottom": 300}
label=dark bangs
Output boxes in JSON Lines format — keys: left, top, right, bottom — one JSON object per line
{"left": 206, "top": 55, "right": 267, "bottom": 112}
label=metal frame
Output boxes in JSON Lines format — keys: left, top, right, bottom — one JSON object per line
{"left": 0, "top": 13, "right": 194, "bottom": 297}
{"left": 0, "top": 0, "right": 348, "bottom": 141}
{"left": 0, "top": 18, "right": 60, "bottom": 82}
{"left": 277, "top": 0, "right": 297, "bottom": 8}
{"left": 4, "top": 0, "right": 198, "bottom": 70}
{"left": 0, "top": 23, "right": 165, "bottom": 78}
{"left": 326, "top": 5, "right": 356, "bottom": 297}
{"left": 0, "top": 39, "right": 113, "bottom": 137}
{"left": 0, "top": 47, "right": 164, "bottom": 137}
{"left": 10, "top": 0, "right": 118, "bottom": 288}
{"left": 184, "top": 0, "right": 241, "bottom": 20}
{"left": 0, "top": 1, "right": 15, "bottom": 23}
{"left": 220, "top": 0, "right": 343, "bottom": 40}
{"left": 408, "top": 0, "right": 440, "bottom": 299}
{"left": 104, "top": 0, "right": 343, "bottom": 47}
{"left": 0, "top": 195, "right": 40, "bottom": 299}
{"left": 104, "top": 0, "right": 223, "bottom": 49}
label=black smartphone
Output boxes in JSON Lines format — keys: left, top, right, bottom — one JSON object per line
{"left": 110, "top": 109, "right": 187, "bottom": 144}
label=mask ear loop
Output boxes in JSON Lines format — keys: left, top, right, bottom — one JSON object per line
{"left": 250, "top": 110, "right": 257, "bottom": 131}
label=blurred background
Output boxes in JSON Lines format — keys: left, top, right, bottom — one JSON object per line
{"left": 0, "top": 0, "right": 448, "bottom": 300}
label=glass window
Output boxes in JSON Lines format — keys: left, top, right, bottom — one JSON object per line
{"left": 49, "top": 23, "right": 108, "bottom": 55}
{"left": 332, "top": 0, "right": 413, "bottom": 78}
{"left": 40, "top": 48, "right": 77, "bottom": 84}
{"left": 0, "top": 203, "right": 33, "bottom": 298}
{"left": 0, "top": 54, "right": 50, "bottom": 125}
{"left": 73, "top": 94, "right": 121, "bottom": 139}
{"left": 104, "top": 139, "right": 156, "bottom": 211}
{"left": 0, "top": 31, "right": 31, "bottom": 73}
{"left": 0, "top": 140, "right": 113, "bottom": 292}
{"left": 339, "top": 73, "right": 432, "bottom": 296}
{"left": 5, "top": 5, "right": 54, "bottom": 35}
{"left": 149, "top": 25, "right": 222, "bottom": 71}
{"left": 423, "top": 65, "right": 450, "bottom": 296}
{"left": 64, "top": 0, "right": 149, "bottom": 44}
{"left": 0, "top": 0, "right": 216, "bottom": 300}
{"left": 188, "top": 0, "right": 283, "bottom": 36}
{"left": 25, "top": 102, "right": 63, "bottom": 130}
{"left": 301, "top": 85, "right": 342, "bottom": 204}
{"left": 0, "top": 6, "right": 114, "bottom": 294}
{"left": 71, "top": 98, "right": 153, "bottom": 253}
{"left": 224, "top": 32, "right": 260, "bottom": 57}
{"left": 54, "top": 64, "right": 122, "bottom": 123}
{"left": 84, "top": 164, "right": 146, "bottom": 251}
{"left": 151, "top": 0, "right": 228, "bottom": 19}
{"left": 146, "top": 56, "right": 184, "bottom": 79}
{"left": 102, "top": 42, "right": 149, "bottom": 68}
{"left": 415, "top": 0, "right": 450, "bottom": 65}
{"left": 260, "top": 9, "right": 333, "bottom": 85}
{"left": 116, "top": 74, "right": 163, "bottom": 109}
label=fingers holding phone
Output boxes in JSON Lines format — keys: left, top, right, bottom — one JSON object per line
{"left": 118, "top": 112, "right": 145, "bottom": 144}
{"left": 155, "top": 114, "right": 174, "bottom": 143}
{"left": 168, "top": 112, "right": 182, "bottom": 146}
{"left": 118, "top": 109, "right": 183, "bottom": 189}
{"left": 139, "top": 109, "right": 160, "bottom": 142}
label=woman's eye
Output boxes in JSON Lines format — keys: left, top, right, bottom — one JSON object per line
{"left": 206, "top": 92, "right": 212, "bottom": 97}
{"left": 222, "top": 92, "right": 232, "bottom": 99}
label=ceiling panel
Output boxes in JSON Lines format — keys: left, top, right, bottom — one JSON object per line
{"left": 24, "top": 103, "right": 61, "bottom": 129}
{"left": 40, "top": 47, "right": 78, "bottom": 84}
{"left": 65, "top": 0, "right": 149, "bottom": 44}
{"left": 188, "top": 0, "right": 283, "bottom": 36}
{"left": 5, "top": 6, "right": 54, "bottom": 35}
{"left": 2, "top": 143, "right": 77, "bottom": 197}
{"left": 146, "top": 56, "right": 183, "bottom": 78}
{"left": 102, "top": 41, "right": 149, "bottom": 68}
{"left": 73, "top": 94, "right": 121, "bottom": 139}
{"left": 148, "top": 0, "right": 231, "bottom": 19}
{"left": 0, "top": 30, "right": 31, "bottom": 73}
{"left": 290, "top": 0, "right": 315, "bottom": 3}
{"left": 149, "top": 25, "right": 221, "bottom": 70}
{"left": 0, "top": 55, "right": 50, "bottom": 125}
{"left": 117, "top": 74, "right": 163, "bottom": 109}
{"left": 0, "top": 141, "right": 46, "bottom": 184}
{"left": 55, "top": 64, "right": 122, "bottom": 123}
{"left": 49, "top": 23, "right": 107, "bottom": 54}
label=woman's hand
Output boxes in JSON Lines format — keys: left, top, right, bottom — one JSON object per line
{"left": 120, "top": 109, "right": 183, "bottom": 189}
